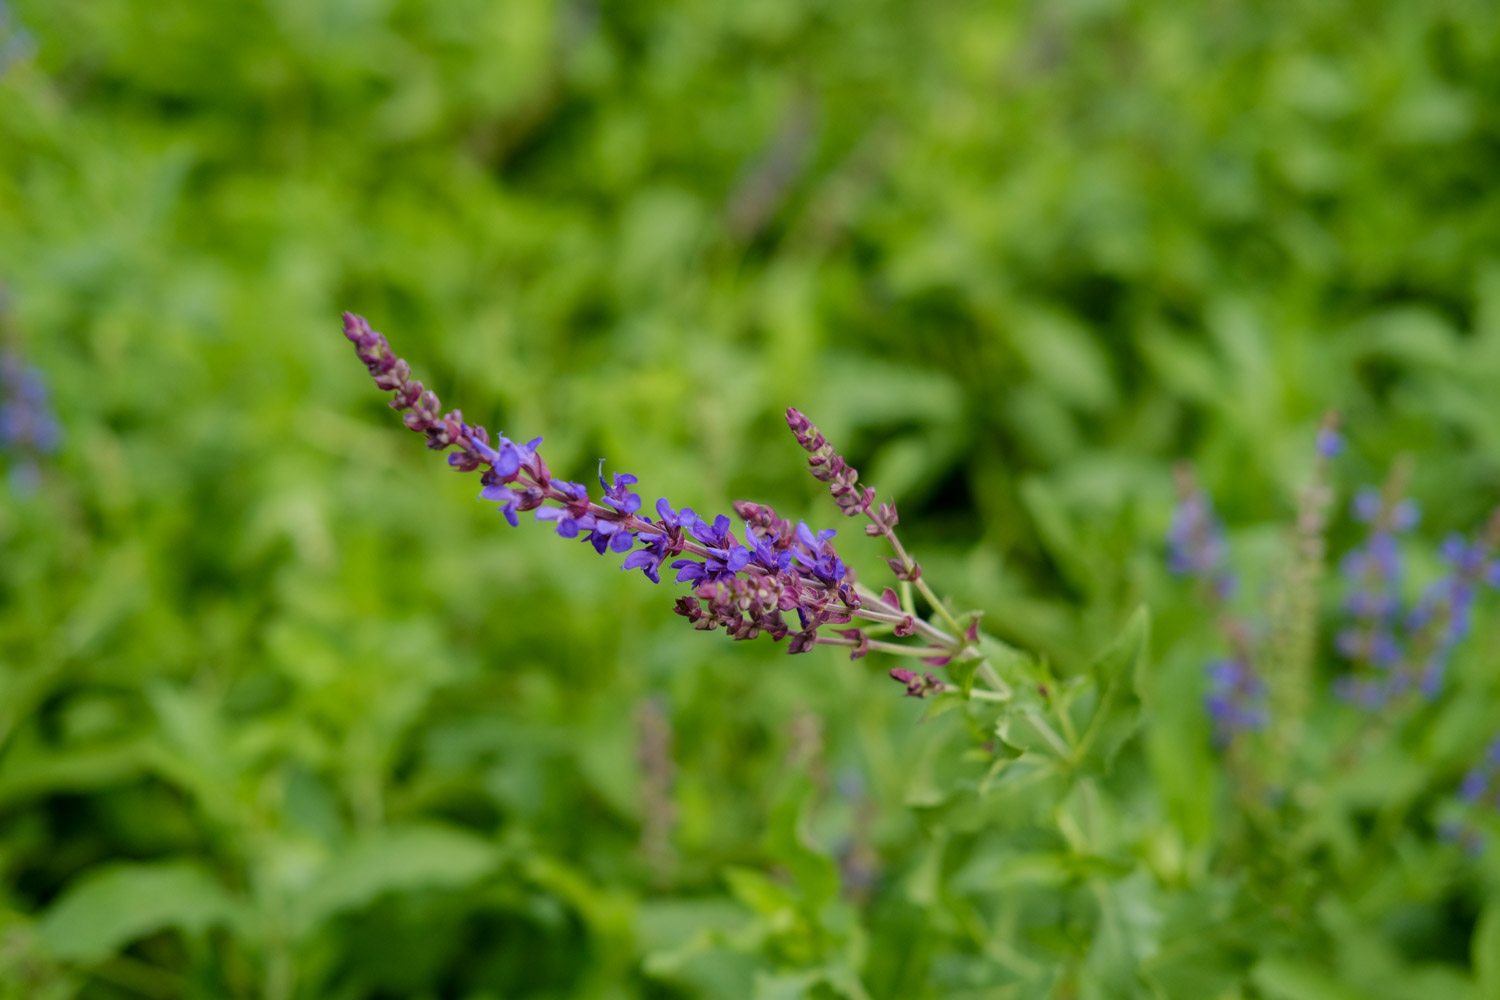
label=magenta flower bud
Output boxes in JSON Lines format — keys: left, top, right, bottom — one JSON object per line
{"left": 889, "top": 668, "right": 945, "bottom": 698}
{"left": 784, "top": 408, "right": 872, "bottom": 517}
{"left": 838, "top": 628, "right": 871, "bottom": 660}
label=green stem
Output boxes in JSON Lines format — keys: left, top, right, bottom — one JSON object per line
{"left": 976, "top": 660, "right": 1007, "bottom": 694}
{"left": 1055, "top": 698, "right": 1081, "bottom": 748}
{"left": 852, "top": 582, "right": 956, "bottom": 645}
{"left": 815, "top": 636, "right": 953, "bottom": 659}
{"left": 915, "top": 577, "right": 967, "bottom": 638}
{"left": 1027, "top": 712, "right": 1074, "bottom": 761}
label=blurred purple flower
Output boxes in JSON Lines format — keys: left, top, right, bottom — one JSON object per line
{"left": 1167, "top": 471, "right": 1229, "bottom": 583}
{"left": 0, "top": 347, "right": 62, "bottom": 491}
{"left": 1403, "top": 529, "right": 1500, "bottom": 695}
{"left": 1316, "top": 426, "right": 1344, "bottom": 459}
{"left": 1205, "top": 657, "right": 1267, "bottom": 745}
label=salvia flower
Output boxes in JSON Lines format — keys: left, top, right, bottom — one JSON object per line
{"left": 1315, "top": 425, "right": 1344, "bottom": 460}
{"left": 1402, "top": 516, "right": 1500, "bottom": 696}
{"left": 0, "top": 348, "right": 62, "bottom": 491}
{"left": 1444, "top": 735, "right": 1500, "bottom": 855}
{"left": 1167, "top": 465, "right": 1234, "bottom": 599}
{"left": 1204, "top": 656, "right": 1268, "bottom": 745}
{"left": 339, "top": 312, "right": 946, "bottom": 660}
{"left": 779, "top": 410, "right": 983, "bottom": 677}
{"left": 343, "top": 313, "right": 987, "bottom": 683}
{"left": 1333, "top": 471, "right": 1417, "bottom": 705}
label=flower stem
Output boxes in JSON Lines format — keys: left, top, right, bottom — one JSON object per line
{"left": 852, "top": 582, "right": 956, "bottom": 646}
{"left": 1027, "top": 713, "right": 1074, "bottom": 761}
{"left": 862, "top": 506, "right": 969, "bottom": 639}
{"left": 976, "top": 661, "right": 1010, "bottom": 697}
{"left": 814, "top": 636, "right": 955, "bottom": 659}
{"left": 915, "top": 577, "right": 967, "bottom": 637}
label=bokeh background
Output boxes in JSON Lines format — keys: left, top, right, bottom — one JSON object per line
{"left": 4, "top": 0, "right": 1500, "bottom": 997}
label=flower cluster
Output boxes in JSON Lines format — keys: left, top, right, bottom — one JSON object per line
{"left": 0, "top": 347, "right": 62, "bottom": 491}
{"left": 1403, "top": 522, "right": 1500, "bottom": 695}
{"left": 786, "top": 407, "right": 875, "bottom": 518}
{"left": 1174, "top": 424, "right": 1500, "bottom": 748}
{"left": 341, "top": 313, "right": 971, "bottom": 670}
{"left": 1167, "top": 464, "right": 1234, "bottom": 600}
{"left": 1204, "top": 656, "right": 1267, "bottom": 745}
{"left": 1334, "top": 479, "right": 1419, "bottom": 704}
{"left": 1334, "top": 478, "right": 1499, "bottom": 704}
{"left": 1444, "top": 735, "right": 1500, "bottom": 854}
{"left": 1167, "top": 465, "right": 1267, "bottom": 743}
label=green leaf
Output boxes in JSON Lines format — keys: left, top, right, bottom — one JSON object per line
{"left": 38, "top": 861, "right": 240, "bottom": 964}
{"left": 752, "top": 970, "right": 822, "bottom": 1000}
{"left": 764, "top": 775, "right": 840, "bottom": 910}
{"left": 997, "top": 706, "right": 1068, "bottom": 759}
{"left": 723, "top": 867, "right": 798, "bottom": 917}
{"left": 1073, "top": 607, "right": 1150, "bottom": 774}
{"left": 1252, "top": 959, "right": 1368, "bottom": 1000}
{"left": 294, "top": 823, "right": 501, "bottom": 935}
{"left": 978, "top": 633, "right": 1044, "bottom": 692}
{"left": 1018, "top": 476, "right": 1094, "bottom": 596}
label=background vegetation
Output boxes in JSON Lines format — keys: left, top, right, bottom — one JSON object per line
{"left": 3, "top": 0, "right": 1500, "bottom": 996}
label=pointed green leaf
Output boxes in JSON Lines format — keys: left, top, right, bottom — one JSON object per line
{"left": 38, "top": 861, "right": 241, "bottom": 964}
{"left": 764, "top": 775, "right": 840, "bottom": 910}
{"left": 1074, "top": 607, "right": 1150, "bottom": 774}
{"left": 1252, "top": 959, "right": 1367, "bottom": 1000}
{"left": 294, "top": 823, "right": 501, "bottom": 935}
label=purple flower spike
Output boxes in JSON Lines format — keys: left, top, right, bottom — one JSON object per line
{"left": 1332, "top": 468, "right": 1449, "bottom": 702}
{"left": 1316, "top": 426, "right": 1344, "bottom": 459}
{"left": 785, "top": 408, "right": 875, "bottom": 517}
{"left": 1393, "top": 517, "right": 1500, "bottom": 698}
{"left": 1204, "top": 657, "right": 1267, "bottom": 746}
{"left": 0, "top": 343, "right": 63, "bottom": 491}
{"left": 340, "top": 312, "right": 878, "bottom": 664}
{"left": 1166, "top": 466, "right": 1234, "bottom": 601}
{"left": 1454, "top": 735, "right": 1500, "bottom": 851}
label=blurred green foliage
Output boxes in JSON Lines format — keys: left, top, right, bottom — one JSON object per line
{"left": 3, "top": 0, "right": 1500, "bottom": 996}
